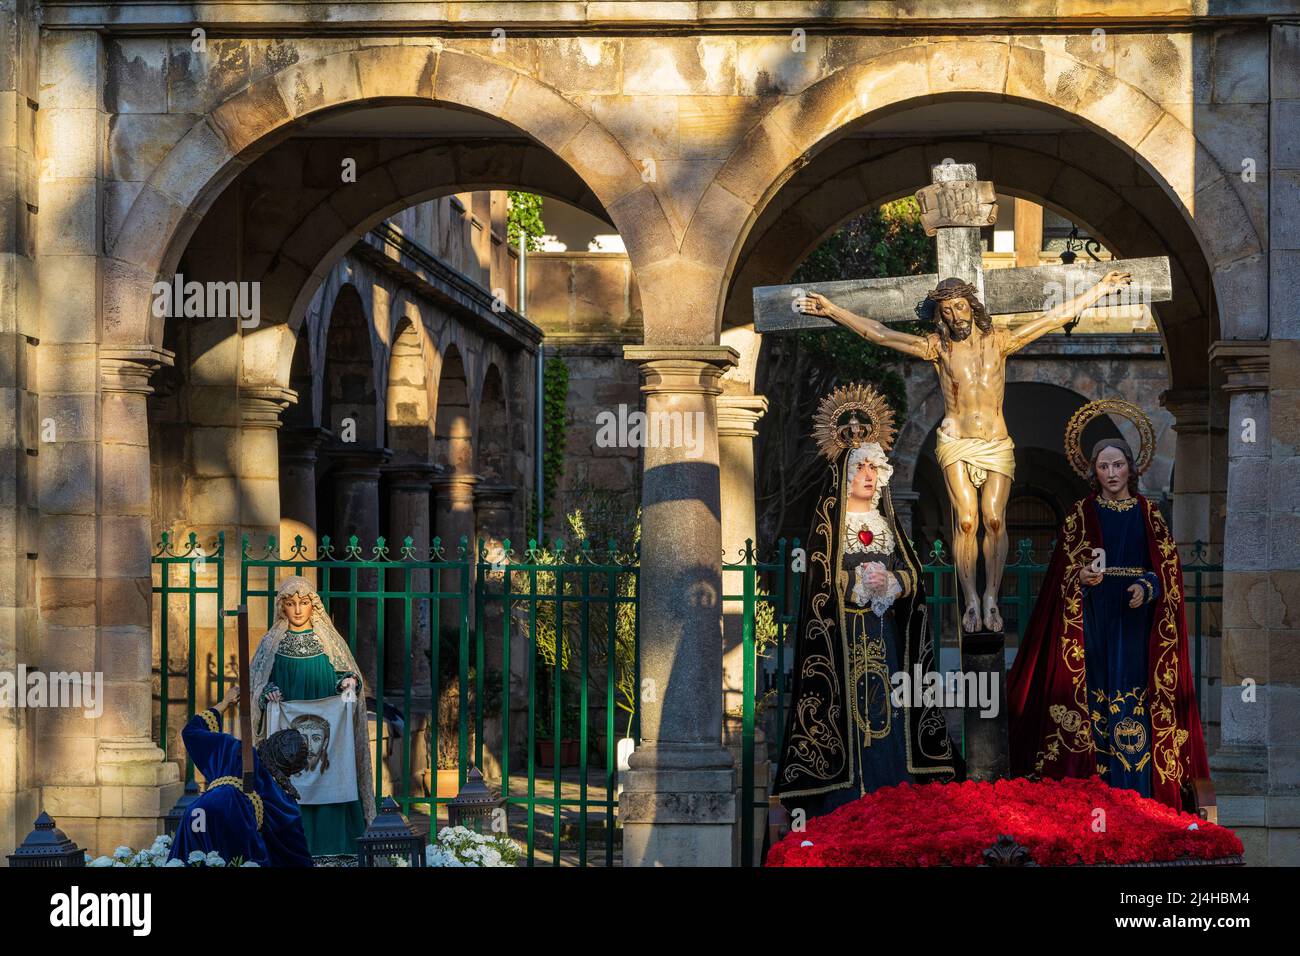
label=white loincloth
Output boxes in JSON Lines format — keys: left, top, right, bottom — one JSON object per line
{"left": 935, "top": 430, "right": 1016, "bottom": 488}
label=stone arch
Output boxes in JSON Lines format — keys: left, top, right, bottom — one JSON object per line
{"left": 386, "top": 312, "right": 433, "bottom": 463}
{"left": 434, "top": 344, "right": 472, "bottom": 478}
{"left": 694, "top": 45, "right": 1262, "bottom": 340}
{"left": 476, "top": 363, "right": 510, "bottom": 484}
{"left": 321, "top": 283, "right": 381, "bottom": 446}
{"left": 724, "top": 134, "right": 1216, "bottom": 389}
{"left": 283, "top": 323, "right": 316, "bottom": 430}
{"left": 104, "top": 45, "right": 672, "bottom": 352}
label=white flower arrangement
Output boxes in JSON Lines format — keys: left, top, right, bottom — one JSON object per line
{"left": 425, "top": 826, "right": 521, "bottom": 867}
{"left": 83, "top": 834, "right": 259, "bottom": 868}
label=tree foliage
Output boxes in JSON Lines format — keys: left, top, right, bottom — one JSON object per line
{"left": 507, "top": 191, "right": 546, "bottom": 252}
{"left": 755, "top": 198, "right": 935, "bottom": 544}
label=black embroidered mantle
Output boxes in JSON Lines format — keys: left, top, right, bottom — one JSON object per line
{"left": 773, "top": 451, "right": 960, "bottom": 799}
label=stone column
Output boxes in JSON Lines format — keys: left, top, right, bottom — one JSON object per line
{"left": 1206, "top": 342, "right": 1270, "bottom": 861}
{"left": 279, "top": 427, "right": 329, "bottom": 559}
{"left": 432, "top": 472, "right": 479, "bottom": 560}
{"left": 0, "top": 0, "right": 41, "bottom": 857}
{"left": 620, "top": 345, "right": 738, "bottom": 867}
{"left": 238, "top": 388, "right": 295, "bottom": 541}
{"left": 475, "top": 481, "right": 517, "bottom": 552}
{"left": 719, "top": 395, "right": 768, "bottom": 720}
{"left": 382, "top": 463, "right": 437, "bottom": 803}
{"left": 383, "top": 463, "right": 437, "bottom": 697}
{"left": 890, "top": 490, "right": 921, "bottom": 550}
{"left": 717, "top": 394, "right": 768, "bottom": 867}
{"left": 1158, "top": 391, "right": 1218, "bottom": 557}
{"left": 1159, "top": 389, "right": 1224, "bottom": 751}
{"left": 474, "top": 480, "right": 518, "bottom": 781}
{"left": 328, "top": 447, "right": 390, "bottom": 687}
{"left": 235, "top": 387, "right": 296, "bottom": 647}
{"left": 91, "top": 349, "right": 183, "bottom": 851}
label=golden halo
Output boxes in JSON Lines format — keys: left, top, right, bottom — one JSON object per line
{"left": 812, "top": 383, "right": 897, "bottom": 460}
{"left": 1064, "top": 399, "right": 1155, "bottom": 478}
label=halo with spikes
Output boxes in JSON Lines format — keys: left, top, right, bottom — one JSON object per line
{"left": 812, "top": 383, "right": 897, "bottom": 461}
{"left": 1064, "top": 398, "right": 1155, "bottom": 479}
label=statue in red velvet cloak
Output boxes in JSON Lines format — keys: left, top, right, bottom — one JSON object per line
{"left": 1008, "top": 402, "right": 1208, "bottom": 811}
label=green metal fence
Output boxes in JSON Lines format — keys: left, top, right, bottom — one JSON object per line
{"left": 151, "top": 531, "right": 1219, "bottom": 867}
{"left": 151, "top": 531, "right": 225, "bottom": 786}
{"left": 151, "top": 531, "right": 639, "bottom": 866}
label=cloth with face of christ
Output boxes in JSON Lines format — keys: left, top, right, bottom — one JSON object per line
{"left": 266, "top": 696, "right": 360, "bottom": 805}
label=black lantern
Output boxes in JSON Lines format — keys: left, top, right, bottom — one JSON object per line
{"left": 447, "top": 765, "right": 504, "bottom": 833}
{"left": 7, "top": 812, "right": 86, "bottom": 868}
{"left": 356, "top": 797, "right": 425, "bottom": 867}
{"left": 164, "top": 781, "right": 200, "bottom": 837}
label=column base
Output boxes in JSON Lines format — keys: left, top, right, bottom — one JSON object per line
{"left": 46, "top": 739, "right": 185, "bottom": 856}
{"left": 723, "top": 717, "right": 770, "bottom": 866}
{"left": 1208, "top": 743, "right": 1292, "bottom": 865}
{"left": 619, "top": 743, "right": 736, "bottom": 866}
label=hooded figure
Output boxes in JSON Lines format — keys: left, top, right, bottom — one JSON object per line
{"left": 169, "top": 687, "right": 313, "bottom": 867}
{"left": 250, "top": 576, "right": 376, "bottom": 856}
{"left": 774, "top": 386, "right": 959, "bottom": 818}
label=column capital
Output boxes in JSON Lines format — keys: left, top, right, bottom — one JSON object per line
{"left": 717, "top": 394, "right": 768, "bottom": 438}
{"left": 280, "top": 426, "right": 332, "bottom": 464}
{"left": 1158, "top": 389, "right": 1213, "bottom": 432}
{"left": 474, "top": 480, "right": 516, "bottom": 505}
{"left": 240, "top": 385, "right": 298, "bottom": 429}
{"left": 99, "top": 346, "right": 175, "bottom": 395}
{"left": 432, "top": 472, "right": 479, "bottom": 492}
{"left": 382, "top": 461, "right": 440, "bottom": 491}
{"left": 623, "top": 345, "right": 739, "bottom": 396}
{"left": 1209, "top": 341, "right": 1269, "bottom": 393}
{"left": 327, "top": 446, "right": 392, "bottom": 478}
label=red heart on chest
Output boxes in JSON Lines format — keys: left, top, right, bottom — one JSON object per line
{"left": 857, "top": 529, "right": 874, "bottom": 547}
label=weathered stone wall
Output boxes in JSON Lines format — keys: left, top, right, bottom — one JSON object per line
{"left": 0, "top": 0, "right": 41, "bottom": 858}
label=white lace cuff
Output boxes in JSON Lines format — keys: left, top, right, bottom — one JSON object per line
{"left": 870, "top": 573, "right": 903, "bottom": 617}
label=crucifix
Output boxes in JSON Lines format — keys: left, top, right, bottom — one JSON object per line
{"left": 754, "top": 162, "right": 1172, "bottom": 635}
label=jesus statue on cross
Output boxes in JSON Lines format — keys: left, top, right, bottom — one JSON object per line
{"left": 754, "top": 161, "right": 1171, "bottom": 635}
{"left": 794, "top": 268, "right": 1130, "bottom": 634}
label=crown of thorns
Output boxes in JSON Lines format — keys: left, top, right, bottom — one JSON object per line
{"left": 926, "top": 279, "right": 980, "bottom": 302}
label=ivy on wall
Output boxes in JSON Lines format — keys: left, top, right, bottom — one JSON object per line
{"left": 529, "top": 353, "right": 570, "bottom": 535}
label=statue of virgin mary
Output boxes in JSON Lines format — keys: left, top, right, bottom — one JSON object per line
{"left": 250, "top": 576, "right": 377, "bottom": 857}
{"left": 774, "top": 384, "right": 959, "bottom": 819}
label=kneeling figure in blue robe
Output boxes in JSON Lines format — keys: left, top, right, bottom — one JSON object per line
{"left": 169, "top": 684, "right": 314, "bottom": 867}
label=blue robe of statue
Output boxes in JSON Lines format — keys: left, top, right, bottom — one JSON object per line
{"left": 168, "top": 709, "right": 313, "bottom": 867}
{"left": 1082, "top": 498, "right": 1162, "bottom": 797}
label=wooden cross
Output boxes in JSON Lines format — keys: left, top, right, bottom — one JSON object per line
{"left": 753, "top": 162, "right": 1172, "bottom": 334}
{"left": 235, "top": 604, "right": 255, "bottom": 791}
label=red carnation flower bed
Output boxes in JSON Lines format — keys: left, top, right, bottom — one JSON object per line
{"left": 766, "top": 777, "right": 1243, "bottom": 867}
